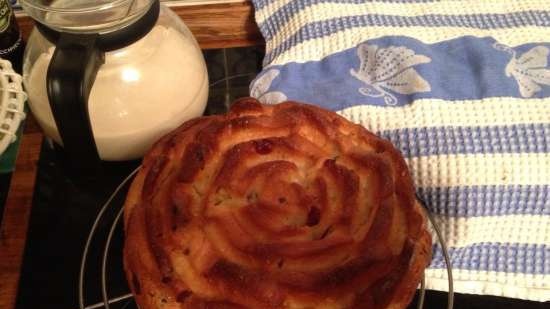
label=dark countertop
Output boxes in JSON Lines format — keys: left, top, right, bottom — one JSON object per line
{"left": 2, "top": 45, "right": 548, "bottom": 309}
{"left": 13, "top": 140, "right": 550, "bottom": 309}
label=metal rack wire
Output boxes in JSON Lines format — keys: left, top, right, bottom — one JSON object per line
{"left": 77, "top": 166, "right": 454, "bottom": 309}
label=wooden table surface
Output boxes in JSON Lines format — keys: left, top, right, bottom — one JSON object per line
{"left": 0, "top": 2, "right": 261, "bottom": 309}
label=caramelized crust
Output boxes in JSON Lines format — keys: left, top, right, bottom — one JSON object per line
{"left": 123, "top": 98, "right": 432, "bottom": 309}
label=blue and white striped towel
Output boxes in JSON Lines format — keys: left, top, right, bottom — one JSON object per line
{"left": 249, "top": 0, "right": 550, "bottom": 301}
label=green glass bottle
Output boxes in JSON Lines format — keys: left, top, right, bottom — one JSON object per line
{"left": 0, "top": 0, "right": 23, "bottom": 73}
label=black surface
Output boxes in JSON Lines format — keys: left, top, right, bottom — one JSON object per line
{"left": 15, "top": 144, "right": 550, "bottom": 309}
{"left": 417, "top": 291, "right": 548, "bottom": 309}
{"left": 15, "top": 140, "right": 138, "bottom": 309}
{"left": 13, "top": 46, "right": 549, "bottom": 309}
{"left": 16, "top": 134, "right": 549, "bottom": 309}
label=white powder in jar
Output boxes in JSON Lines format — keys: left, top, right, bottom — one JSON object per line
{"left": 25, "top": 24, "right": 208, "bottom": 161}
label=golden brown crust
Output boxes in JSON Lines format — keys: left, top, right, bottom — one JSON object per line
{"left": 123, "top": 98, "right": 432, "bottom": 309}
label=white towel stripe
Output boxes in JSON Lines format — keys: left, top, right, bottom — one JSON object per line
{"left": 257, "top": 1, "right": 550, "bottom": 49}
{"left": 430, "top": 215, "right": 550, "bottom": 248}
{"left": 337, "top": 97, "right": 550, "bottom": 132}
{"left": 256, "top": 0, "right": 550, "bottom": 25}
{"left": 406, "top": 153, "right": 550, "bottom": 187}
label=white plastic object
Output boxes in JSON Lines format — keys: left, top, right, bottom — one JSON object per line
{"left": 0, "top": 59, "right": 26, "bottom": 156}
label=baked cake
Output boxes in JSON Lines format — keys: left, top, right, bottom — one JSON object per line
{"left": 123, "top": 98, "right": 432, "bottom": 309}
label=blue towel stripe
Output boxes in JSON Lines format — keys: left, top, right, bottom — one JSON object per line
{"left": 260, "top": 9, "right": 550, "bottom": 41}
{"left": 417, "top": 185, "right": 550, "bottom": 217}
{"left": 264, "top": 11, "right": 550, "bottom": 63}
{"left": 259, "top": 0, "right": 548, "bottom": 42}
{"left": 430, "top": 242, "right": 549, "bottom": 275}
{"left": 378, "top": 123, "right": 550, "bottom": 158}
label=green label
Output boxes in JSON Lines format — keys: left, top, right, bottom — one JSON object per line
{"left": 0, "top": 0, "right": 12, "bottom": 33}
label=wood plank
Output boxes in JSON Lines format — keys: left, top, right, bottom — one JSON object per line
{"left": 0, "top": 131, "right": 42, "bottom": 309}
{"left": 21, "top": 113, "right": 40, "bottom": 134}
{"left": 17, "top": 1, "right": 263, "bottom": 49}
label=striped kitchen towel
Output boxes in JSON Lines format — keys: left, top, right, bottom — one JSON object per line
{"left": 249, "top": 0, "right": 550, "bottom": 301}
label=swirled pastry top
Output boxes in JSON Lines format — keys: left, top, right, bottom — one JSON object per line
{"left": 123, "top": 98, "right": 432, "bottom": 309}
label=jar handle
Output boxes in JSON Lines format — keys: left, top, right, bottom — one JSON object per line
{"left": 46, "top": 33, "right": 105, "bottom": 174}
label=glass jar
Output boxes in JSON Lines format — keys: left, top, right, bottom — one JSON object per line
{"left": 21, "top": 0, "right": 208, "bottom": 166}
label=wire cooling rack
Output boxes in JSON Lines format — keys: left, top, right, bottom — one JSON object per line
{"left": 77, "top": 167, "right": 454, "bottom": 309}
